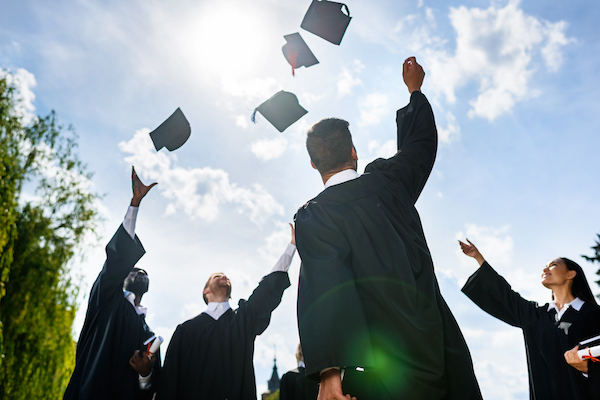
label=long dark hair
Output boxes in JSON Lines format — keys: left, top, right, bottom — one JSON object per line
{"left": 560, "top": 257, "right": 597, "bottom": 304}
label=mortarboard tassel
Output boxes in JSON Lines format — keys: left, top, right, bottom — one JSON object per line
{"left": 289, "top": 51, "right": 298, "bottom": 77}
{"left": 251, "top": 108, "right": 258, "bottom": 124}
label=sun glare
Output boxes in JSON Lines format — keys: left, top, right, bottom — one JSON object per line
{"left": 189, "top": 2, "right": 274, "bottom": 79}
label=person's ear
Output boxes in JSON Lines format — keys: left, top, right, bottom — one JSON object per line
{"left": 310, "top": 160, "right": 318, "bottom": 170}
{"left": 203, "top": 287, "right": 210, "bottom": 295}
{"left": 567, "top": 270, "right": 577, "bottom": 280}
{"left": 351, "top": 147, "right": 358, "bottom": 161}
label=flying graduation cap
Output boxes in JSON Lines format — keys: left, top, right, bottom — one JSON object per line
{"left": 149, "top": 108, "right": 191, "bottom": 152}
{"left": 251, "top": 91, "right": 307, "bottom": 132}
{"left": 301, "top": 0, "right": 352, "bottom": 45}
{"left": 282, "top": 33, "right": 319, "bottom": 77}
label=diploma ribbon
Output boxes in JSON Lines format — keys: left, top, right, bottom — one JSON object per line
{"left": 582, "top": 348, "right": 600, "bottom": 363}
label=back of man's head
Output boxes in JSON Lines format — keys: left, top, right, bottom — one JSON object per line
{"left": 306, "top": 118, "right": 354, "bottom": 175}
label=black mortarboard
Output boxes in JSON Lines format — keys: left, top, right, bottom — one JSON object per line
{"left": 301, "top": 0, "right": 352, "bottom": 45}
{"left": 149, "top": 108, "right": 191, "bottom": 152}
{"left": 282, "top": 33, "right": 319, "bottom": 77}
{"left": 251, "top": 91, "right": 307, "bottom": 132}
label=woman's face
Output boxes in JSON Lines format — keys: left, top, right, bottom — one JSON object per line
{"left": 541, "top": 258, "right": 575, "bottom": 289}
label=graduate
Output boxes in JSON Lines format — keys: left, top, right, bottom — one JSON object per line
{"left": 158, "top": 225, "right": 296, "bottom": 400}
{"left": 294, "top": 57, "right": 482, "bottom": 400}
{"left": 64, "top": 168, "right": 160, "bottom": 400}
{"left": 279, "top": 343, "right": 319, "bottom": 400}
{"left": 460, "top": 239, "right": 600, "bottom": 400}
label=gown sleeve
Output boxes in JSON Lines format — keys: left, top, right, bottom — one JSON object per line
{"left": 242, "top": 270, "right": 290, "bottom": 336}
{"left": 295, "top": 206, "right": 374, "bottom": 379}
{"left": 461, "top": 261, "right": 540, "bottom": 328}
{"left": 88, "top": 225, "right": 146, "bottom": 311}
{"left": 365, "top": 91, "right": 438, "bottom": 203}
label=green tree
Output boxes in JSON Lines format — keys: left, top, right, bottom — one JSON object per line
{"left": 0, "top": 73, "right": 99, "bottom": 399}
{"left": 582, "top": 233, "right": 600, "bottom": 295}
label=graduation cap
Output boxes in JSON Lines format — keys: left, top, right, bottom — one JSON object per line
{"left": 251, "top": 91, "right": 307, "bottom": 132}
{"left": 301, "top": 0, "right": 352, "bottom": 45}
{"left": 282, "top": 33, "right": 319, "bottom": 77}
{"left": 149, "top": 108, "right": 191, "bottom": 152}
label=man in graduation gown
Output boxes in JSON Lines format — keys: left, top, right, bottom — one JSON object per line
{"left": 64, "top": 168, "right": 160, "bottom": 400}
{"left": 280, "top": 343, "right": 319, "bottom": 400}
{"left": 294, "top": 57, "right": 482, "bottom": 400}
{"left": 158, "top": 225, "right": 296, "bottom": 399}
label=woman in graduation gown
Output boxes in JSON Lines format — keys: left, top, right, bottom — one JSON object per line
{"left": 459, "top": 239, "right": 600, "bottom": 400}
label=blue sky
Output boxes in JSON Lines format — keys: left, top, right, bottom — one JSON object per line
{"left": 2, "top": 0, "right": 599, "bottom": 398}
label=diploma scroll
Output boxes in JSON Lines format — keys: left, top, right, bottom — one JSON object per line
{"left": 577, "top": 345, "right": 600, "bottom": 361}
{"left": 143, "top": 335, "right": 164, "bottom": 360}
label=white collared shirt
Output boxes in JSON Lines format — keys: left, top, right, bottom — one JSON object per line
{"left": 204, "top": 301, "right": 232, "bottom": 320}
{"left": 324, "top": 169, "right": 360, "bottom": 189}
{"left": 547, "top": 297, "right": 584, "bottom": 321}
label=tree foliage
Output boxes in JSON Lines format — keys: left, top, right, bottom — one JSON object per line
{"left": 582, "top": 233, "right": 600, "bottom": 293}
{"left": 0, "top": 73, "right": 99, "bottom": 399}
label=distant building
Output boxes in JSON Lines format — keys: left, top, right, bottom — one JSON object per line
{"left": 261, "top": 356, "right": 280, "bottom": 400}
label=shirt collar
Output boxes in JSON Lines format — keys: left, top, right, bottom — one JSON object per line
{"left": 548, "top": 297, "right": 584, "bottom": 312}
{"left": 123, "top": 290, "right": 147, "bottom": 316}
{"left": 324, "top": 169, "right": 360, "bottom": 189}
{"left": 204, "top": 301, "right": 231, "bottom": 320}
{"left": 298, "top": 361, "right": 306, "bottom": 368}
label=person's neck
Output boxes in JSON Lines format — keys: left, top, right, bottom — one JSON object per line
{"left": 552, "top": 286, "right": 575, "bottom": 310}
{"left": 207, "top": 293, "right": 229, "bottom": 304}
{"left": 134, "top": 294, "right": 142, "bottom": 307}
{"left": 321, "top": 166, "right": 356, "bottom": 185}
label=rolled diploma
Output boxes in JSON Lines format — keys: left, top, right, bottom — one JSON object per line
{"left": 577, "top": 345, "right": 600, "bottom": 360}
{"left": 148, "top": 336, "right": 164, "bottom": 355}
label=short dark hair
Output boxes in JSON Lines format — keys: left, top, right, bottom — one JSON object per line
{"left": 560, "top": 257, "right": 597, "bottom": 304}
{"left": 306, "top": 118, "right": 354, "bottom": 174}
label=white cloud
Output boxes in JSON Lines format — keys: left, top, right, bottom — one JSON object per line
{"left": 358, "top": 92, "right": 390, "bottom": 127}
{"left": 235, "top": 114, "right": 248, "bottom": 129}
{"left": 251, "top": 136, "right": 288, "bottom": 161}
{"left": 437, "top": 111, "right": 460, "bottom": 144}
{"left": 337, "top": 59, "right": 365, "bottom": 97}
{"left": 389, "top": 0, "right": 573, "bottom": 121}
{"left": 119, "top": 129, "right": 284, "bottom": 225}
{"left": 258, "top": 221, "right": 293, "bottom": 263}
{"left": 455, "top": 223, "right": 514, "bottom": 268}
{"left": 367, "top": 139, "right": 396, "bottom": 159}
{"left": 1, "top": 67, "right": 37, "bottom": 125}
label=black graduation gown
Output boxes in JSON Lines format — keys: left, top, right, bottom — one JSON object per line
{"left": 158, "top": 271, "right": 290, "bottom": 400}
{"left": 64, "top": 225, "right": 160, "bottom": 400}
{"left": 462, "top": 261, "right": 600, "bottom": 400}
{"left": 295, "top": 91, "right": 482, "bottom": 400}
{"left": 279, "top": 366, "right": 319, "bottom": 400}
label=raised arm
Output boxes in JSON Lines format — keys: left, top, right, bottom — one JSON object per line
{"left": 460, "top": 239, "right": 539, "bottom": 328}
{"left": 89, "top": 167, "right": 157, "bottom": 307}
{"left": 366, "top": 57, "right": 437, "bottom": 203}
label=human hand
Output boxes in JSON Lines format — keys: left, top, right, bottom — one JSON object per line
{"left": 129, "top": 349, "right": 155, "bottom": 377}
{"left": 458, "top": 239, "right": 486, "bottom": 266}
{"left": 318, "top": 369, "right": 356, "bottom": 400}
{"left": 290, "top": 223, "right": 296, "bottom": 246}
{"left": 131, "top": 166, "right": 157, "bottom": 207}
{"left": 565, "top": 345, "right": 588, "bottom": 373}
{"left": 402, "top": 56, "right": 425, "bottom": 94}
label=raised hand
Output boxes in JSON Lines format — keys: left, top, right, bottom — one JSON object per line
{"left": 458, "top": 239, "right": 486, "bottom": 266}
{"left": 131, "top": 166, "right": 158, "bottom": 207}
{"left": 402, "top": 56, "right": 425, "bottom": 94}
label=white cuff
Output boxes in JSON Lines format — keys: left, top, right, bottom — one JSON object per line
{"left": 270, "top": 243, "right": 296, "bottom": 273}
{"left": 123, "top": 206, "right": 138, "bottom": 239}
{"left": 138, "top": 370, "right": 152, "bottom": 389}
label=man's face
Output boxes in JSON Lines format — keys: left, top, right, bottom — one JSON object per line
{"left": 204, "top": 272, "right": 231, "bottom": 301}
{"left": 123, "top": 268, "right": 149, "bottom": 296}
